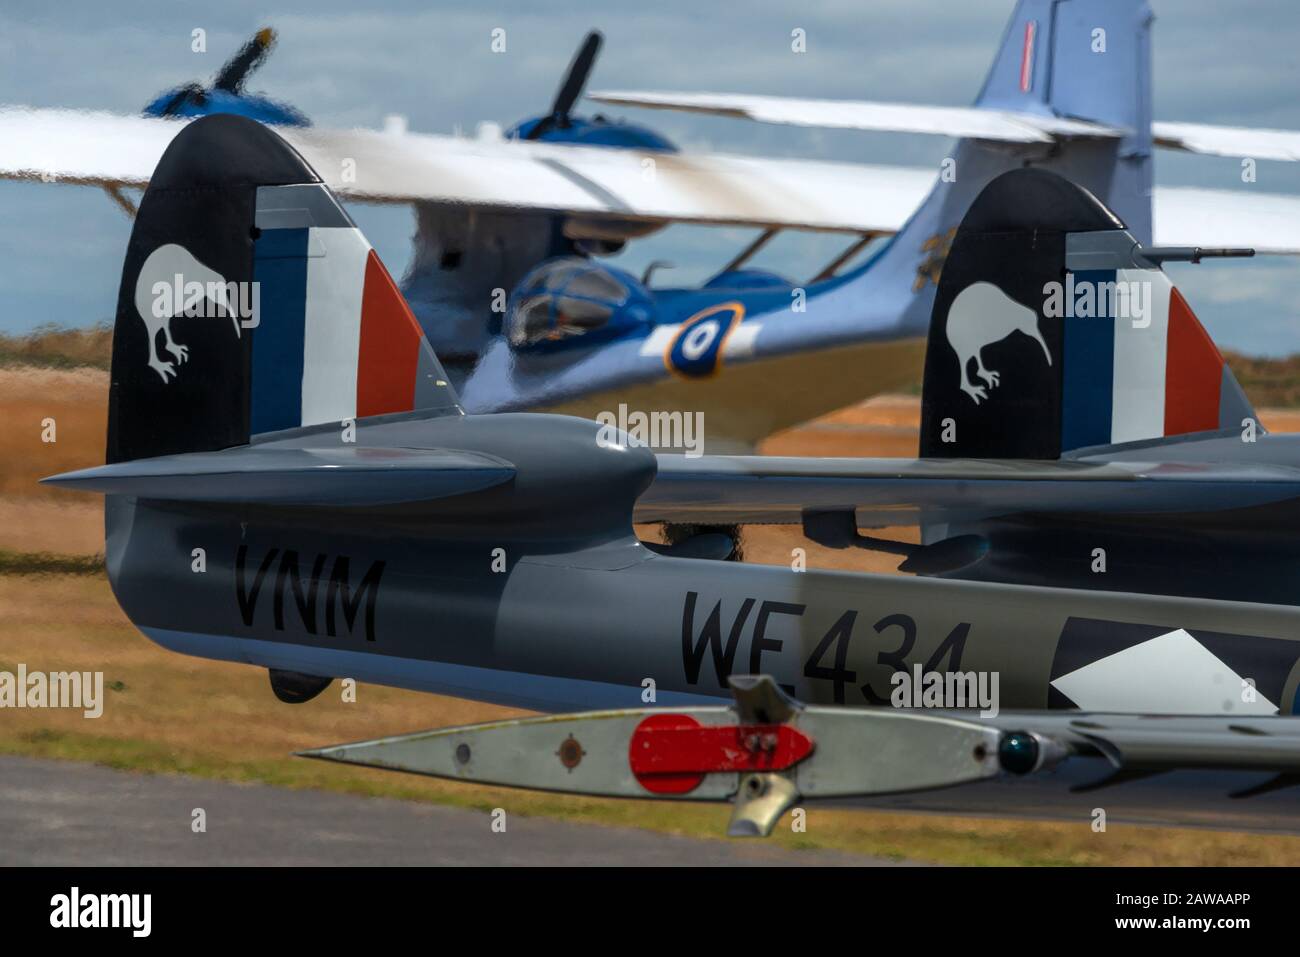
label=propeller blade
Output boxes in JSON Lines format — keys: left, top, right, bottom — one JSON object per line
{"left": 527, "top": 30, "right": 602, "bottom": 139}
{"left": 553, "top": 30, "right": 603, "bottom": 119}
{"left": 213, "top": 27, "right": 277, "bottom": 93}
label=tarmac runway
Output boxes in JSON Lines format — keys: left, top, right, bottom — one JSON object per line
{"left": 0, "top": 756, "right": 898, "bottom": 866}
{"left": 5, "top": 753, "right": 1299, "bottom": 870}
{"left": 856, "top": 757, "right": 1300, "bottom": 834}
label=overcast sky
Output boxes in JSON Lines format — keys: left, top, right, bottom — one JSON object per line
{"left": 2, "top": 0, "right": 1299, "bottom": 353}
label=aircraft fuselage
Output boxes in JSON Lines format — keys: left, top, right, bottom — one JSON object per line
{"left": 103, "top": 415, "right": 1300, "bottom": 717}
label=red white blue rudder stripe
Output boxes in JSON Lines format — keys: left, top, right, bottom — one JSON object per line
{"left": 250, "top": 184, "right": 460, "bottom": 435}
{"left": 1058, "top": 263, "right": 1255, "bottom": 452}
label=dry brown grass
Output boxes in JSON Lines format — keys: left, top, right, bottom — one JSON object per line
{"left": 0, "top": 500, "right": 103, "bottom": 555}
{"left": 0, "top": 325, "right": 112, "bottom": 371}
{"left": 1224, "top": 350, "right": 1300, "bottom": 409}
{"left": 1, "top": 366, "right": 107, "bottom": 501}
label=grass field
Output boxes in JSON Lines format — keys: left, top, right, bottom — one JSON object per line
{"left": 5, "top": 345, "right": 1300, "bottom": 865}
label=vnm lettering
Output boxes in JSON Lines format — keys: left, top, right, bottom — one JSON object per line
{"left": 236, "top": 545, "right": 385, "bottom": 642}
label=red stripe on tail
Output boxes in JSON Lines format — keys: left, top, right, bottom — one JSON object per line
{"left": 1020, "top": 21, "right": 1036, "bottom": 92}
{"left": 1163, "top": 286, "right": 1223, "bottom": 436}
{"left": 356, "top": 250, "right": 421, "bottom": 418}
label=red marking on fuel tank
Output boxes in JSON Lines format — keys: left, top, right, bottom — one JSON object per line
{"left": 629, "top": 713, "right": 815, "bottom": 795}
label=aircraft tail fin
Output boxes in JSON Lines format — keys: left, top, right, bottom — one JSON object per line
{"left": 106, "top": 113, "right": 460, "bottom": 465}
{"left": 918, "top": 168, "right": 1256, "bottom": 460}
{"left": 827, "top": 0, "right": 1153, "bottom": 344}
{"left": 969, "top": 0, "right": 1152, "bottom": 244}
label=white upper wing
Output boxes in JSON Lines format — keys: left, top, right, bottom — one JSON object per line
{"left": 1153, "top": 186, "right": 1300, "bottom": 254}
{"left": 1153, "top": 121, "right": 1300, "bottom": 162}
{"left": 0, "top": 106, "right": 929, "bottom": 233}
{"left": 591, "top": 90, "right": 1300, "bottom": 164}
{"left": 297, "top": 123, "right": 935, "bottom": 232}
{"left": 1, "top": 107, "right": 178, "bottom": 187}
{"left": 4, "top": 106, "right": 1300, "bottom": 251}
{"left": 588, "top": 90, "right": 1122, "bottom": 141}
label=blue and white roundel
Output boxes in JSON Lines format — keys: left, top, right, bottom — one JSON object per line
{"left": 665, "top": 302, "right": 744, "bottom": 378}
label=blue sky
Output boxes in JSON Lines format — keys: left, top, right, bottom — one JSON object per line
{"left": 2, "top": 0, "right": 1298, "bottom": 353}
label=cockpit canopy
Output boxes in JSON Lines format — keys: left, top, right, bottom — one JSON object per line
{"left": 507, "top": 257, "right": 652, "bottom": 350}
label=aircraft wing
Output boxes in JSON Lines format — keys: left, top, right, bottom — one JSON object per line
{"left": 589, "top": 90, "right": 1123, "bottom": 141}
{"left": 41, "top": 445, "right": 514, "bottom": 507}
{"left": 591, "top": 89, "right": 1300, "bottom": 163}
{"left": 638, "top": 454, "right": 1300, "bottom": 527}
{"left": 0, "top": 106, "right": 929, "bottom": 234}
{"left": 1155, "top": 186, "right": 1300, "bottom": 254}
{"left": 6, "top": 106, "right": 1300, "bottom": 249}
{"left": 293, "top": 125, "right": 932, "bottom": 232}
{"left": 1153, "top": 121, "right": 1300, "bottom": 162}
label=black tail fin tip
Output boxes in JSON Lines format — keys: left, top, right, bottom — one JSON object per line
{"left": 954, "top": 168, "right": 1122, "bottom": 236}
{"left": 108, "top": 115, "right": 317, "bottom": 465}
{"left": 147, "top": 113, "right": 319, "bottom": 190}
{"left": 920, "top": 169, "right": 1252, "bottom": 460}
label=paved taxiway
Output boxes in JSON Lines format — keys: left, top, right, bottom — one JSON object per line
{"left": 857, "top": 758, "right": 1300, "bottom": 834}
{"left": 6, "top": 754, "right": 1299, "bottom": 869}
{"left": 0, "top": 756, "right": 901, "bottom": 866}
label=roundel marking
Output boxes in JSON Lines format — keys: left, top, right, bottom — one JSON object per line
{"left": 629, "top": 713, "right": 705, "bottom": 795}
{"left": 664, "top": 301, "right": 745, "bottom": 378}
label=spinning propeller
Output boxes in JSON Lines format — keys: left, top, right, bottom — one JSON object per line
{"left": 156, "top": 28, "right": 277, "bottom": 116}
{"left": 146, "top": 28, "right": 305, "bottom": 126}
{"left": 524, "top": 31, "right": 604, "bottom": 140}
